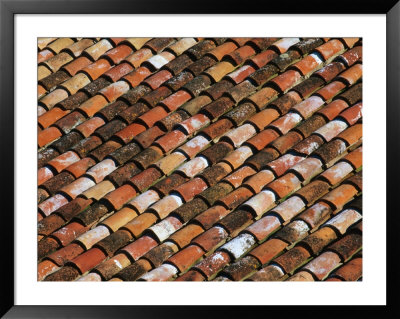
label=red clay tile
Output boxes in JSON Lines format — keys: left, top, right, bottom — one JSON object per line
{"left": 80, "top": 59, "right": 112, "bottom": 81}
{"left": 128, "top": 167, "right": 162, "bottom": 193}
{"left": 139, "top": 263, "right": 178, "bottom": 281}
{"left": 167, "top": 245, "right": 204, "bottom": 273}
{"left": 38, "top": 107, "right": 70, "bottom": 129}
{"left": 104, "top": 44, "right": 133, "bottom": 64}
{"left": 248, "top": 49, "right": 278, "bottom": 69}
{"left": 269, "top": 113, "right": 302, "bottom": 135}
{"left": 200, "top": 118, "right": 233, "bottom": 140}
{"left": 336, "top": 64, "right": 362, "bottom": 86}
{"left": 178, "top": 135, "right": 210, "bottom": 158}
{"left": 338, "top": 102, "right": 362, "bottom": 126}
{"left": 343, "top": 146, "right": 362, "bottom": 169}
{"left": 38, "top": 193, "right": 69, "bottom": 216}
{"left": 151, "top": 152, "right": 186, "bottom": 175}
{"left": 314, "top": 119, "right": 348, "bottom": 142}
{"left": 321, "top": 184, "right": 358, "bottom": 210}
{"left": 154, "top": 130, "right": 187, "bottom": 153}
{"left": 316, "top": 81, "right": 346, "bottom": 102}
{"left": 169, "top": 224, "right": 204, "bottom": 249}
{"left": 248, "top": 264, "right": 284, "bottom": 281}
{"left": 177, "top": 114, "right": 210, "bottom": 136}
{"left": 270, "top": 131, "right": 303, "bottom": 155}
{"left": 303, "top": 251, "right": 341, "bottom": 280}
{"left": 62, "top": 56, "right": 92, "bottom": 76}
{"left": 137, "top": 106, "right": 168, "bottom": 129}
{"left": 292, "top": 53, "right": 323, "bottom": 76}
{"left": 127, "top": 190, "right": 159, "bottom": 214}
{"left": 69, "top": 247, "right": 107, "bottom": 274}
{"left": 143, "top": 69, "right": 173, "bottom": 90}
{"left": 274, "top": 245, "right": 311, "bottom": 274}
{"left": 75, "top": 117, "right": 105, "bottom": 138}
{"left": 148, "top": 216, "right": 183, "bottom": 241}
{"left": 47, "top": 151, "right": 80, "bottom": 173}
{"left": 99, "top": 81, "right": 130, "bottom": 102}
{"left": 176, "top": 156, "right": 208, "bottom": 178}
{"left": 193, "top": 206, "right": 229, "bottom": 230}
{"left": 124, "top": 48, "right": 153, "bottom": 68}
{"left": 341, "top": 38, "right": 359, "bottom": 49}
{"left": 173, "top": 177, "right": 208, "bottom": 203}
{"left": 244, "top": 215, "right": 281, "bottom": 241}
{"left": 60, "top": 176, "right": 96, "bottom": 199}
{"left": 160, "top": 90, "right": 192, "bottom": 112}
{"left": 270, "top": 70, "right": 302, "bottom": 93}
{"left": 75, "top": 225, "right": 110, "bottom": 249}
{"left": 51, "top": 221, "right": 89, "bottom": 247}
{"left": 144, "top": 51, "right": 176, "bottom": 71}
{"left": 338, "top": 46, "right": 362, "bottom": 67}
{"left": 336, "top": 123, "right": 362, "bottom": 146}
{"left": 292, "top": 96, "right": 325, "bottom": 119}
{"left": 243, "top": 169, "right": 274, "bottom": 193}
{"left": 64, "top": 157, "right": 96, "bottom": 178}
{"left": 46, "top": 242, "right": 85, "bottom": 266}
{"left": 224, "top": 45, "right": 256, "bottom": 65}
{"left": 207, "top": 42, "right": 238, "bottom": 61}
{"left": 272, "top": 195, "right": 306, "bottom": 221}
{"left": 317, "top": 99, "right": 349, "bottom": 121}
{"left": 85, "top": 159, "right": 116, "bottom": 183}
{"left": 84, "top": 39, "right": 113, "bottom": 60}
{"left": 324, "top": 208, "right": 362, "bottom": 235}
{"left": 242, "top": 190, "right": 276, "bottom": 216}
{"left": 319, "top": 161, "right": 354, "bottom": 185}
{"left": 114, "top": 123, "right": 147, "bottom": 144}
{"left": 266, "top": 172, "right": 301, "bottom": 199}
{"left": 38, "top": 126, "right": 63, "bottom": 147}
{"left": 78, "top": 95, "right": 108, "bottom": 118}
{"left": 222, "top": 146, "right": 253, "bottom": 169}
{"left": 148, "top": 195, "right": 183, "bottom": 219}
{"left": 295, "top": 180, "right": 330, "bottom": 206}
{"left": 315, "top": 39, "right": 345, "bottom": 61}
{"left": 315, "top": 62, "right": 346, "bottom": 83}
{"left": 267, "top": 154, "right": 304, "bottom": 177}
{"left": 100, "top": 207, "right": 137, "bottom": 232}
{"left": 102, "top": 184, "right": 136, "bottom": 210}
{"left": 122, "top": 235, "right": 158, "bottom": 261}
{"left": 122, "top": 67, "right": 152, "bottom": 87}
{"left": 38, "top": 49, "right": 54, "bottom": 63}
{"left": 38, "top": 260, "right": 59, "bottom": 281}
{"left": 328, "top": 232, "right": 362, "bottom": 261}
{"left": 227, "top": 65, "right": 256, "bottom": 84}
{"left": 121, "top": 212, "right": 157, "bottom": 238}
{"left": 246, "top": 108, "right": 280, "bottom": 132}
{"left": 297, "top": 202, "right": 333, "bottom": 229}
{"left": 222, "top": 124, "right": 257, "bottom": 148}
{"left": 193, "top": 251, "right": 231, "bottom": 279}
{"left": 249, "top": 238, "right": 288, "bottom": 264}
{"left": 223, "top": 166, "right": 256, "bottom": 189}
{"left": 38, "top": 167, "right": 54, "bottom": 186}
{"left": 271, "top": 38, "right": 300, "bottom": 53}
{"left": 337, "top": 83, "right": 362, "bottom": 106}
{"left": 333, "top": 256, "right": 362, "bottom": 281}
{"left": 53, "top": 197, "right": 93, "bottom": 222}
{"left": 217, "top": 187, "right": 253, "bottom": 211}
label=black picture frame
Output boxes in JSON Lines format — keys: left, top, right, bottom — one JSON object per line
{"left": 1, "top": 0, "right": 398, "bottom": 317}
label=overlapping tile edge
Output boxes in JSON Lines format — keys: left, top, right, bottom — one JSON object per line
{"left": 37, "top": 37, "right": 363, "bottom": 282}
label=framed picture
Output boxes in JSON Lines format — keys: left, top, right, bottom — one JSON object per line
{"left": 1, "top": 0, "right": 398, "bottom": 317}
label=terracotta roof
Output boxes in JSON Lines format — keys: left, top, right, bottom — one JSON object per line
{"left": 37, "top": 37, "right": 362, "bottom": 282}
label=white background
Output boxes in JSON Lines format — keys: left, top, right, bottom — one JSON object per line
{"left": 15, "top": 14, "right": 386, "bottom": 305}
